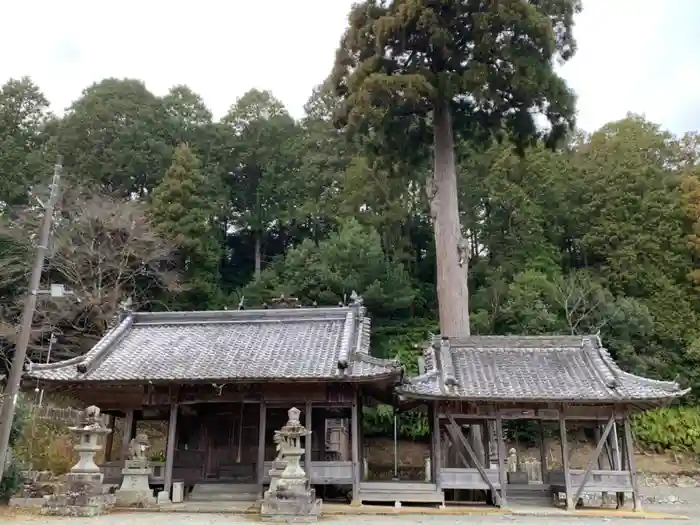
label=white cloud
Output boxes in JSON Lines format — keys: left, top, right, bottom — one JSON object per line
{"left": 1, "top": 0, "right": 698, "bottom": 133}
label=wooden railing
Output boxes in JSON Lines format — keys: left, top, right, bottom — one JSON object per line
{"left": 549, "top": 469, "right": 633, "bottom": 493}
{"left": 263, "top": 460, "right": 352, "bottom": 485}
{"left": 440, "top": 467, "right": 502, "bottom": 490}
{"left": 100, "top": 461, "right": 165, "bottom": 485}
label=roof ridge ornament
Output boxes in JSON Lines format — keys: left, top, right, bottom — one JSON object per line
{"left": 268, "top": 294, "right": 301, "bottom": 309}
{"left": 439, "top": 336, "right": 458, "bottom": 387}
{"left": 106, "top": 296, "right": 133, "bottom": 329}
{"left": 349, "top": 291, "right": 363, "bottom": 307}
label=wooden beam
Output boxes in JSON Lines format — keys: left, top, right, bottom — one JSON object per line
{"left": 120, "top": 409, "right": 135, "bottom": 461}
{"left": 163, "top": 402, "right": 178, "bottom": 499}
{"left": 104, "top": 415, "right": 115, "bottom": 462}
{"left": 431, "top": 402, "right": 442, "bottom": 490}
{"left": 496, "top": 412, "right": 507, "bottom": 507}
{"left": 559, "top": 413, "right": 573, "bottom": 510}
{"left": 446, "top": 414, "right": 501, "bottom": 506}
{"left": 623, "top": 417, "right": 641, "bottom": 511}
{"left": 305, "top": 400, "right": 313, "bottom": 471}
{"left": 351, "top": 394, "right": 360, "bottom": 505}
{"left": 257, "top": 400, "right": 267, "bottom": 495}
{"left": 538, "top": 419, "right": 547, "bottom": 483}
{"left": 573, "top": 415, "right": 615, "bottom": 503}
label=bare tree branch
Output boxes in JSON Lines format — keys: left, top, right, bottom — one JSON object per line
{"left": 0, "top": 188, "right": 181, "bottom": 365}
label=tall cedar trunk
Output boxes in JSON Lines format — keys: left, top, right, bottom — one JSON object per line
{"left": 429, "top": 101, "right": 485, "bottom": 467}
{"left": 430, "top": 102, "right": 470, "bottom": 338}
{"left": 254, "top": 232, "right": 262, "bottom": 279}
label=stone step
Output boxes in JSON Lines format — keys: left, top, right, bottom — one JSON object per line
{"left": 189, "top": 483, "right": 259, "bottom": 502}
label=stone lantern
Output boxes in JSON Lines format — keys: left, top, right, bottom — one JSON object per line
{"left": 42, "top": 405, "right": 115, "bottom": 517}
{"left": 260, "top": 407, "right": 322, "bottom": 521}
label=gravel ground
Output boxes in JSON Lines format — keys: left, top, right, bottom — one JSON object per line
{"left": 0, "top": 514, "right": 694, "bottom": 525}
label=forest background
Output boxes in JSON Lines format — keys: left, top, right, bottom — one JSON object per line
{"left": 2, "top": 5, "right": 700, "bottom": 458}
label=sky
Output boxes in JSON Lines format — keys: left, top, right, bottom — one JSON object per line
{"left": 1, "top": 0, "right": 699, "bottom": 134}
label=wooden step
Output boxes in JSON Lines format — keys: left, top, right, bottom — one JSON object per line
{"left": 358, "top": 482, "right": 444, "bottom": 505}
{"left": 507, "top": 485, "right": 553, "bottom": 506}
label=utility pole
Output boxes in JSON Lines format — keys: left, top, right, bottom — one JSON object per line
{"left": 0, "top": 156, "right": 62, "bottom": 480}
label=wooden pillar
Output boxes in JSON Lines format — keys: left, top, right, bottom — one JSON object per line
{"left": 611, "top": 422, "right": 622, "bottom": 470}
{"left": 430, "top": 401, "right": 442, "bottom": 491}
{"left": 163, "top": 403, "right": 178, "bottom": 499}
{"left": 610, "top": 420, "right": 624, "bottom": 507}
{"left": 120, "top": 409, "right": 135, "bottom": 461}
{"left": 559, "top": 413, "right": 573, "bottom": 510}
{"left": 538, "top": 419, "right": 547, "bottom": 483}
{"left": 623, "top": 416, "right": 641, "bottom": 511}
{"left": 104, "top": 415, "right": 116, "bottom": 462}
{"left": 305, "top": 400, "right": 313, "bottom": 472}
{"left": 495, "top": 411, "right": 507, "bottom": 508}
{"left": 257, "top": 400, "right": 267, "bottom": 495}
{"left": 351, "top": 392, "right": 361, "bottom": 505}
{"left": 594, "top": 425, "right": 608, "bottom": 503}
{"left": 480, "top": 421, "right": 490, "bottom": 467}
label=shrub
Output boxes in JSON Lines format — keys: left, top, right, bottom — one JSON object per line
{"left": 13, "top": 418, "right": 75, "bottom": 475}
{"left": 632, "top": 406, "right": 700, "bottom": 454}
{"left": 0, "top": 462, "right": 22, "bottom": 504}
{"left": 0, "top": 402, "right": 30, "bottom": 504}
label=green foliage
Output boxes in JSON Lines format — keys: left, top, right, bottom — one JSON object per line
{"left": 0, "top": 462, "right": 22, "bottom": 504}
{"left": 332, "top": 0, "right": 580, "bottom": 152}
{"left": 0, "top": 77, "right": 52, "bottom": 207}
{"left": 633, "top": 407, "right": 700, "bottom": 454}
{"left": 0, "top": 400, "right": 30, "bottom": 504}
{"left": 242, "top": 219, "right": 415, "bottom": 316}
{"left": 58, "top": 78, "right": 172, "bottom": 198}
{"left": 150, "top": 143, "right": 223, "bottom": 307}
{"left": 8, "top": 402, "right": 29, "bottom": 447}
{"left": 362, "top": 404, "right": 429, "bottom": 440}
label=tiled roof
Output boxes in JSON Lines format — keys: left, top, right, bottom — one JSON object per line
{"left": 26, "top": 306, "right": 400, "bottom": 384}
{"left": 398, "top": 335, "right": 689, "bottom": 403}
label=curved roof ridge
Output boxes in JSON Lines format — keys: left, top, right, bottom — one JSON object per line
{"left": 355, "top": 352, "right": 400, "bottom": 367}
{"left": 591, "top": 335, "right": 686, "bottom": 394}
{"left": 404, "top": 368, "right": 440, "bottom": 384}
{"left": 30, "top": 315, "right": 134, "bottom": 372}
{"left": 438, "top": 334, "right": 585, "bottom": 349}
{"left": 396, "top": 333, "right": 690, "bottom": 404}
{"left": 337, "top": 310, "right": 355, "bottom": 369}
{"left": 131, "top": 306, "right": 352, "bottom": 325}
{"left": 438, "top": 338, "right": 458, "bottom": 387}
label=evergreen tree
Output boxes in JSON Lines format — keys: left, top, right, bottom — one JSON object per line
{"left": 332, "top": 0, "right": 580, "bottom": 339}
{"left": 150, "top": 143, "right": 222, "bottom": 307}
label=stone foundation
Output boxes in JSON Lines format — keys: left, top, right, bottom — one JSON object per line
{"left": 260, "top": 488, "right": 322, "bottom": 522}
{"left": 41, "top": 473, "right": 115, "bottom": 517}
{"left": 115, "top": 461, "right": 156, "bottom": 508}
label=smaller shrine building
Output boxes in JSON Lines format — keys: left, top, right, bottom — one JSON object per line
{"left": 398, "top": 335, "right": 688, "bottom": 509}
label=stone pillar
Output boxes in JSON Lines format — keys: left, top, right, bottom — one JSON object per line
{"left": 42, "top": 406, "right": 115, "bottom": 517}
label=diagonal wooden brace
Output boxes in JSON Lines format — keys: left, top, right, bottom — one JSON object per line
{"left": 446, "top": 414, "right": 501, "bottom": 506}
{"left": 573, "top": 414, "right": 615, "bottom": 504}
